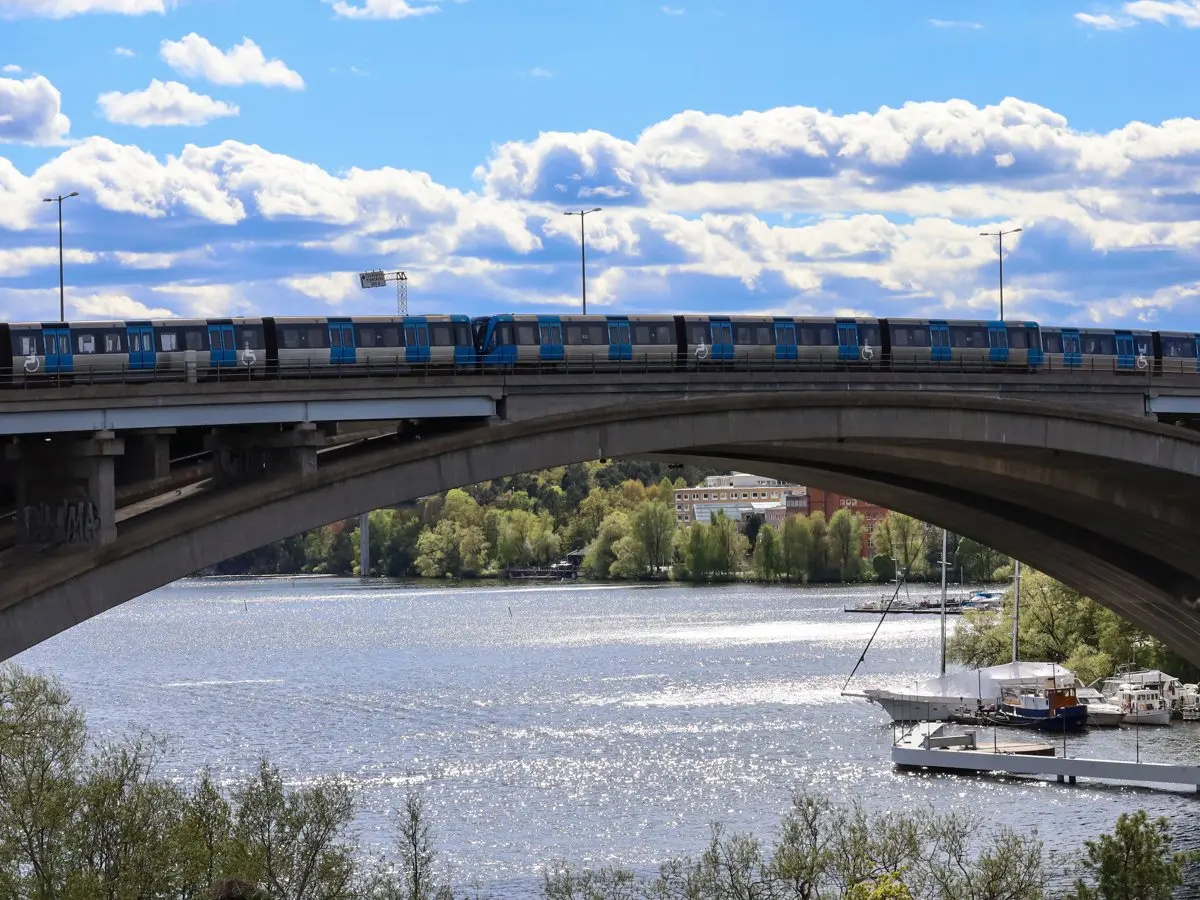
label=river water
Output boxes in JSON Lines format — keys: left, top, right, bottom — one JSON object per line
{"left": 15, "top": 579, "right": 1200, "bottom": 896}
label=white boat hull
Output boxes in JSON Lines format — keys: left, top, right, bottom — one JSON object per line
{"left": 1122, "top": 708, "right": 1172, "bottom": 726}
{"left": 1083, "top": 707, "right": 1124, "bottom": 727}
{"left": 863, "top": 689, "right": 976, "bottom": 722}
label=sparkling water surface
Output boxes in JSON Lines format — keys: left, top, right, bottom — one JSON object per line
{"left": 16, "top": 579, "right": 1200, "bottom": 897}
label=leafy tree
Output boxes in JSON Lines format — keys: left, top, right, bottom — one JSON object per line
{"left": 956, "top": 537, "right": 1009, "bottom": 583}
{"left": 752, "top": 525, "right": 783, "bottom": 581}
{"left": 742, "top": 513, "right": 765, "bottom": 548}
{"left": 780, "top": 515, "right": 814, "bottom": 583}
{"left": 808, "top": 512, "right": 831, "bottom": 581}
{"left": 1069, "top": 810, "right": 1196, "bottom": 900}
{"left": 583, "top": 512, "right": 630, "bottom": 579}
{"left": 827, "top": 509, "right": 864, "bottom": 581}
{"left": 871, "top": 553, "right": 896, "bottom": 583}
{"left": 631, "top": 501, "right": 676, "bottom": 574}
{"left": 875, "top": 512, "right": 925, "bottom": 578}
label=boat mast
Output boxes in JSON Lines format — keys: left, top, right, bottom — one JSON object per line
{"left": 940, "top": 528, "right": 949, "bottom": 675}
{"left": 1011, "top": 559, "right": 1022, "bottom": 663}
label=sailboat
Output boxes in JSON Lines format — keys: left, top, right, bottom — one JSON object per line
{"left": 859, "top": 541, "right": 1080, "bottom": 724}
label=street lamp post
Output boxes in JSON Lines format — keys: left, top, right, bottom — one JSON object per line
{"left": 979, "top": 227, "right": 1022, "bottom": 321}
{"left": 564, "top": 207, "right": 601, "bottom": 314}
{"left": 43, "top": 192, "right": 79, "bottom": 323}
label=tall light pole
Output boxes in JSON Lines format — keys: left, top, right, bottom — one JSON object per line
{"left": 43, "top": 191, "right": 79, "bottom": 322}
{"left": 979, "top": 227, "right": 1022, "bottom": 321}
{"left": 564, "top": 207, "right": 601, "bottom": 314}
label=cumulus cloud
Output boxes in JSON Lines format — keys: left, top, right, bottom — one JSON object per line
{"left": 97, "top": 80, "right": 239, "bottom": 126}
{"left": 2, "top": 96, "right": 1200, "bottom": 329}
{"left": 324, "top": 0, "right": 441, "bottom": 18}
{"left": 0, "top": 0, "right": 165, "bottom": 18}
{"left": 1076, "top": 1, "right": 1200, "bottom": 28}
{"left": 160, "top": 34, "right": 305, "bottom": 90}
{"left": 2, "top": 64, "right": 21, "bottom": 73}
{"left": 527, "top": 67, "right": 553, "bottom": 78}
{"left": 0, "top": 74, "right": 70, "bottom": 144}
{"left": 71, "top": 291, "right": 175, "bottom": 318}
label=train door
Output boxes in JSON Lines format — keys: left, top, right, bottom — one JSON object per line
{"left": 1061, "top": 329, "right": 1082, "bottom": 368}
{"left": 42, "top": 326, "right": 72, "bottom": 374}
{"left": 1115, "top": 333, "right": 1135, "bottom": 370}
{"left": 836, "top": 322, "right": 858, "bottom": 362}
{"left": 774, "top": 320, "right": 797, "bottom": 361}
{"left": 328, "top": 320, "right": 356, "bottom": 365}
{"left": 930, "top": 323, "right": 951, "bottom": 362}
{"left": 538, "top": 318, "right": 564, "bottom": 362}
{"left": 404, "top": 318, "right": 430, "bottom": 364}
{"left": 988, "top": 323, "right": 1008, "bottom": 365}
{"left": 709, "top": 319, "right": 733, "bottom": 360}
{"left": 126, "top": 325, "right": 156, "bottom": 370}
{"left": 208, "top": 324, "right": 235, "bottom": 367}
{"left": 608, "top": 318, "right": 632, "bottom": 361}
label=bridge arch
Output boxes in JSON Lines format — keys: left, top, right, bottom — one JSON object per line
{"left": 5, "top": 392, "right": 1200, "bottom": 662}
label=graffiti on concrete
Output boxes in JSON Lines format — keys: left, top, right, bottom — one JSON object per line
{"left": 21, "top": 501, "right": 101, "bottom": 545}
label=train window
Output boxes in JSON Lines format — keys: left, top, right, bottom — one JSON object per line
{"left": 358, "top": 328, "right": 377, "bottom": 347}
{"left": 652, "top": 324, "right": 673, "bottom": 344}
{"left": 950, "top": 325, "right": 987, "bottom": 348}
{"left": 859, "top": 325, "right": 881, "bottom": 347}
{"left": 331, "top": 329, "right": 342, "bottom": 348}
{"left": 1063, "top": 334, "right": 1081, "bottom": 355}
{"left": 104, "top": 333, "right": 123, "bottom": 353}
{"left": 184, "top": 330, "right": 205, "bottom": 351}
{"left": 712, "top": 325, "right": 732, "bottom": 345}
{"left": 838, "top": 328, "right": 856, "bottom": 347}
{"left": 78, "top": 334, "right": 96, "bottom": 353}
{"left": 1007, "top": 328, "right": 1028, "bottom": 349}
{"left": 633, "top": 324, "right": 652, "bottom": 344}
{"left": 455, "top": 324, "right": 471, "bottom": 345}
{"left": 282, "top": 328, "right": 301, "bottom": 349}
{"left": 756, "top": 325, "right": 773, "bottom": 345}
{"left": 405, "top": 326, "right": 430, "bottom": 347}
{"left": 306, "top": 328, "right": 325, "bottom": 348}
{"left": 1084, "top": 334, "right": 1115, "bottom": 355}
{"left": 236, "top": 329, "right": 259, "bottom": 350}
{"left": 431, "top": 325, "right": 454, "bottom": 346}
{"left": 1042, "top": 332, "right": 1063, "bottom": 353}
{"left": 734, "top": 324, "right": 755, "bottom": 344}
{"left": 1163, "top": 337, "right": 1197, "bottom": 358}
{"left": 775, "top": 325, "right": 796, "bottom": 346}
{"left": 223, "top": 330, "right": 236, "bottom": 350}
{"left": 384, "top": 327, "right": 402, "bottom": 347}
{"left": 496, "top": 324, "right": 513, "bottom": 345}
{"left": 160, "top": 332, "right": 178, "bottom": 352}
{"left": 516, "top": 324, "right": 537, "bottom": 345}
{"left": 16, "top": 335, "right": 39, "bottom": 356}
{"left": 989, "top": 329, "right": 1006, "bottom": 350}
{"left": 565, "top": 325, "right": 583, "bottom": 344}
{"left": 687, "top": 323, "right": 710, "bottom": 345}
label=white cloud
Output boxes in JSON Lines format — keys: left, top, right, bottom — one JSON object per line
{"left": 285, "top": 272, "right": 360, "bottom": 305}
{"left": 0, "top": 0, "right": 165, "bottom": 18}
{"left": 928, "top": 18, "right": 983, "bottom": 28}
{"left": 114, "top": 46, "right": 136, "bottom": 57}
{"left": 70, "top": 291, "right": 175, "bottom": 318}
{"left": 97, "top": 80, "right": 239, "bottom": 126}
{"left": 2, "top": 64, "right": 21, "bottom": 73}
{"left": 1076, "top": 1, "right": 1200, "bottom": 28}
{"left": 0, "top": 246, "right": 95, "bottom": 276}
{"left": 0, "top": 74, "right": 70, "bottom": 144}
{"left": 661, "top": 6, "right": 684, "bottom": 15}
{"left": 160, "top": 34, "right": 305, "bottom": 90}
{"left": 528, "top": 67, "right": 553, "bottom": 78}
{"left": 325, "top": 0, "right": 441, "bottom": 19}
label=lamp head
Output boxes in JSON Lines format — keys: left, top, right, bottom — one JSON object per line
{"left": 68, "top": 191, "right": 79, "bottom": 198}
{"left": 590, "top": 207, "right": 602, "bottom": 213}
{"left": 43, "top": 197, "right": 53, "bottom": 203}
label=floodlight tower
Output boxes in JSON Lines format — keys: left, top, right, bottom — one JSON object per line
{"left": 359, "top": 269, "right": 408, "bottom": 315}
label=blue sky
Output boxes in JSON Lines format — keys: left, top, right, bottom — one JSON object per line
{"left": 1, "top": 0, "right": 1200, "bottom": 327}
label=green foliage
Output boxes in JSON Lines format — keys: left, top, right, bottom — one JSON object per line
{"left": 780, "top": 515, "right": 814, "bottom": 582}
{"left": 674, "top": 513, "right": 748, "bottom": 582}
{"left": 827, "top": 509, "right": 864, "bottom": 581}
{"left": 752, "top": 525, "right": 783, "bottom": 581}
{"left": 874, "top": 512, "right": 925, "bottom": 578}
{"left": 870, "top": 553, "right": 896, "bottom": 584}
{"left": 1069, "top": 810, "right": 1196, "bottom": 900}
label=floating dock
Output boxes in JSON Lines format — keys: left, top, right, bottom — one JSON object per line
{"left": 892, "top": 722, "right": 1200, "bottom": 791}
{"left": 843, "top": 605, "right": 965, "bottom": 615}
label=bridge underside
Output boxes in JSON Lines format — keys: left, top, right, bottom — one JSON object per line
{"left": 3, "top": 392, "right": 1200, "bottom": 664}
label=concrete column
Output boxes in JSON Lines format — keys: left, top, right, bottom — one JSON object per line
{"left": 116, "top": 428, "right": 175, "bottom": 486}
{"left": 7, "top": 431, "right": 124, "bottom": 548}
{"left": 204, "top": 423, "right": 322, "bottom": 485}
{"left": 359, "top": 511, "right": 370, "bottom": 577}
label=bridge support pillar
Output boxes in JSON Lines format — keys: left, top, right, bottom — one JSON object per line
{"left": 6, "top": 431, "right": 124, "bottom": 548}
{"left": 205, "top": 423, "right": 322, "bottom": 485}
{"left": 116, "top": 429, "right": 174, "bottom": 486}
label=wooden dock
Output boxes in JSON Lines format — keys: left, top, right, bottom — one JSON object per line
{"left": 892, "top": 722, "right": 1200, "bottom": 791}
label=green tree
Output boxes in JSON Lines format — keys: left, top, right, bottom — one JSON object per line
{"left": 827, "top": 509, "right": 864, "bottom": 581}
{"left": 780, "top": 515, "right": 814, "bottom": 582}
{"left": 753, "top": 525, "right": 783, "bottom": 581}
{"left": 871, "top": 553, "right": 897, "bottom": 583}
{"left": 808, "top": 511, "right": 831, "bottom": 581}
{"left": 583, "top": 511, "right": 630, "bottom": 579}
{"left": 631, "top": 501, "right": 676, "bottom": 575}
{"left": 1069, "top": 810, "right": 1195, "bottom": 900}
{"left": 875, "top": 512, "right": 925, "bottom": 578}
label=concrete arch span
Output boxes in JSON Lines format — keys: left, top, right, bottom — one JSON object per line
{"left": 4, "top": 392, "right": 1200, "bottom": 662}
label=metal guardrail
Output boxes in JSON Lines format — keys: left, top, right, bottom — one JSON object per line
{"left": 0, "top": 352, "right": 1177, "bottom": 391}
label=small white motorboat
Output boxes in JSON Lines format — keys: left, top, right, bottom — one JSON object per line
{"left": 1076, "top": 686, "right": 1123, "bottom": 727}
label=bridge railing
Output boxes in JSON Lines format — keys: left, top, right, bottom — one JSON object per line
{"left": 0, "top": 351, "right": 1174, "bottom": 390}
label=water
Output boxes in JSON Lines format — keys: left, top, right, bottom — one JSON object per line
{"left": 15, "top": 579, "right": 1200, "bottom": 896}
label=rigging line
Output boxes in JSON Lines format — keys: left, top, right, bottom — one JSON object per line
{"left": 841, "top": 555, "right": 918, "bottom": 694}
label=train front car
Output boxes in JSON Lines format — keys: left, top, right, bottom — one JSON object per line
{"left": 1156, "top": 331, "right": 1200, "bottom": 375}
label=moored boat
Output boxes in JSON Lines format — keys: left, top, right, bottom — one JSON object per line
{"left": 1075, "top": 686, "right": 1123, "bottom": 727}
{"left": 1110, "top": 684, "right": 1172, "bottom": 726}
{"left": 1000, "top": 681, "right": 1087, "bottom": 731}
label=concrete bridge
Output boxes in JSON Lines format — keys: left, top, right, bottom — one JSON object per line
{"left": 4, "top": 367, "right": 1200, "bottom": 663}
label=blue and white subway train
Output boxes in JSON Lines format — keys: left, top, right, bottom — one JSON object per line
{"left": 0, "top": 313, "right": 1191, "bottom": 384}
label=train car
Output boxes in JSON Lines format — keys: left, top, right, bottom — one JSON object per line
{"left": 1154, "top": 331, "right": 1199, "bottom": 375}
{"left": 474, "top": 314, "right": 676, "bottom": 367}
{"left": 1040, "top": 326, "right": 1152, "bottom": 372}
{"left": 886, "top": 319, "right": 1043, "bottom": 369}
{"left": 271, "top": 315, "right": 474, "bottom": 374}
{"left": 679, "top": 316, "right": 881, "bottom": 366}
